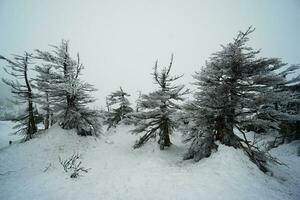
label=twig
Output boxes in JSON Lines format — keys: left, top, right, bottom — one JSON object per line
{"left": 43, "top": 163, "right": 52, "bottom": 172}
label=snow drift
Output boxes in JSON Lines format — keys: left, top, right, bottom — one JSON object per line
{"left": 0, "top": 122, "right": 299, "bottom": 200}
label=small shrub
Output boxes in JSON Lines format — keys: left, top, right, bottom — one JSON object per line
{"left": 58, "top": 153, "right": 90, "bottom": 178}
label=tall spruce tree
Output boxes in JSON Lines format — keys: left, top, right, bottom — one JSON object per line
{"left": 184, "top": 27, "right": 286, "bottom": 172}
{"left": 105, "top": 87, "right": 133, "bottom": 129}
{"left": 0, "top": 53, "right": 37, "bottom": 140}
{"left": 36, "top": 40, "right": 101, "bottom": 136}
{"left": 132, "top": 55, "right": 189, "bottom": 149}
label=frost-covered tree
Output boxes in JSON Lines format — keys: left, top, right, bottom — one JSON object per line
{"left": 36, "top": 40, "right": 101, "bottom": 136}
{"left": 105, "top": 87, "right": 133, "bottom": 129}
{"left": 184, "top": 27, "right": 286, "bottom": 172}
{"left": 0, "top": 53, "right": 37, "bottom": 140}
{"left": 34, "top": 65, "right": 54, "bottom": 129}
{"left": 132, "top": 55, "right": 189, "bottom": 149}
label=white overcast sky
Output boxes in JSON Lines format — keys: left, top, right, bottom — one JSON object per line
{"left": 0, "top": 0, "right": 300, "bottom": 107}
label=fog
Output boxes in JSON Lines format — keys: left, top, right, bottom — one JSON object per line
{"left": 1, "top": 0, "right": 299, "bottom": 107}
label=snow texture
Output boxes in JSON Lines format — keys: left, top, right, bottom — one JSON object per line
{"left": 0, "top": 121, "right": 299, "bottom": 200}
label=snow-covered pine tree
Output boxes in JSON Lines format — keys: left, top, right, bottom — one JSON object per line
{"left": 105, "top": 87, "right": 133, "bottom": 129}
{"left": 35, "top": 40, "right": 101, "bottom": 136}
{"left": 34, "top": 64, "right": 54, "bottom": 129}
{"left": 132, "top": 54, "right": 189, "bottom": 149}
{"left": 0, "top": 53, "right": 37, "bottom": 140}
{"left": 183, "top": 27, "right": 286, "bottom": 172}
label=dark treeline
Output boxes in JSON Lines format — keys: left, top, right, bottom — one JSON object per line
{"left": 1, "top": 27, "right": 299, "bottom": 172}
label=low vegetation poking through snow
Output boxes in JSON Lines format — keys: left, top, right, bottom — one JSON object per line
{"left": 58, "top": 153, "right": 90, "bottom": 178}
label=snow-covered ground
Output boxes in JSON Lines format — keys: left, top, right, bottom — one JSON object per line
{"left": 0, "top": 121, "right": 23, "bottom": 150}
{"left": 0, "top": 121, "right": 299, "bottom": 200}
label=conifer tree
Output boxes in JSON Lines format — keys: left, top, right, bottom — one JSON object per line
{"left": 132, "top": 55, "right": 188, "bottom": 149}
{"left": 105, "top": 87, "right": 133, "bottom": 129}
{"left": 36, "top": 40, "right": 101, "bottom": 136}
{"left": 0, "top": 53, "right": 37, "bottom": 140}
{"left": 184, "top": 27, "right": 286, "bottom": 172}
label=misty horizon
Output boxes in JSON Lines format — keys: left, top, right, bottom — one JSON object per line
{"left": 1, "top": 0, "right": 300, "bottom": 107}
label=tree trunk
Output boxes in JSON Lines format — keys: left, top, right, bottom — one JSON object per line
{"left": 24, "top": 54, "right": 37, "bottom": 138}
{"left": 158, "top": 117, "right": 171, "bottom": 150}
{"left": 295, "top": 121, "right": 300, "bottom": 140}
{"left": 44, "top": 92, "right": 50, "bottom": 129}
{"left": 62, "top": 46, "right": 76, "bottom": 130}
{"left": 50, "top": 113, "right": 54, "bottom": 126}
{"left": 215, "top": 116, "right": 225, "bottom": 141}
{"left": 215, "top": 111, "right": 240, "bottom": 148}
{"left": 27, "top": 99, "right": 37, "bottom": 137}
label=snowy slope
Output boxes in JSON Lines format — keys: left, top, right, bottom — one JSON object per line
{"left": 0, "top": 122, "right": 299, "bottom": 200}
{"left": 0, "top": 121, "right": 22, "bottom": 149}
